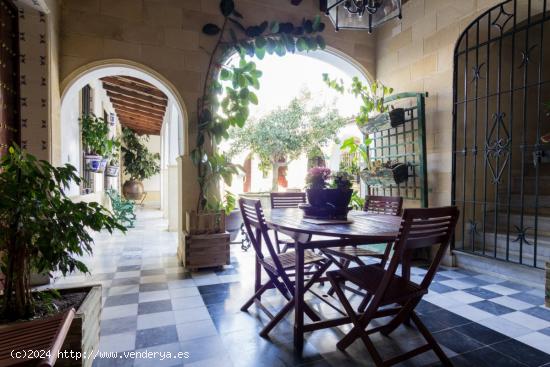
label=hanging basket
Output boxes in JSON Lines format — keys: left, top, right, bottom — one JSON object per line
{"left": 105, "top": 165, "right": 119, "bottom": 177}
{"left": 359, "top": 108, "right": 407, "bottom": 134}
{"left": 360, "top": 163, "right": 409, "bottom": 187}
{"left": 389, "top": 108, "right": 406, "bottom": 127}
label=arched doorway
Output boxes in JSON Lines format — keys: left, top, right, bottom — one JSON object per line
{"left": 452, "top": 0, "right": 550, "bottom": 269}
{"left": 60, "top": 60, "right": 187, "bottom": 232}
{"left": 222, "top": 48, "right": 370, "bottom": 195}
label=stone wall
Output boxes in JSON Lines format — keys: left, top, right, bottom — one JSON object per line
{"left": 375, "top": 0, "right": 503, "bottom": 206}
{"left": 57, "top": 0, "right": 377, "bottom": 224}
{"left": 58, "top": 0, "right": 377, "bottom": 138}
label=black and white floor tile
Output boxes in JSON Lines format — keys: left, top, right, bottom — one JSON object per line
{"left": 53, "top": 208, "right": 550, "bottom": 367}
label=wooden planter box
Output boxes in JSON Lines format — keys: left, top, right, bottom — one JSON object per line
{"left": 57, "top": 285, "right": 102, "bottom": 367}
{"left": 186, "top": 211, "right": 225, "bottom": 235}
{"left": 0, "top": 285, "right": 101, "bottom": 367}
{"left": 546, "top": 262, "right": 550, "bottom": 308}
{"left": 178, "top": 232, "right": 230, "bottom": 271}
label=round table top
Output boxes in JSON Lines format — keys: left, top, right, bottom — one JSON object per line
{"left": 264, "top": 208, "right": 401, "bottom": 242}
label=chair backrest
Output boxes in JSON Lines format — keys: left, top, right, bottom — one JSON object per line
{"left": 239, "top": 198, "right": 287, "bottom": 273}
{"left": 270, "top": 192, "right": 306, "bottom": 209}
{"left": 389, "top": 206, "right": 460, "bottom": 289}
{"left": 365, "top": 207, "right": 459, "bottom": 310}
{"left": 364, "top": 195, "right": 403, "bottom": 216}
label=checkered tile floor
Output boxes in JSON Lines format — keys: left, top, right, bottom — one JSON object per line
{"left": 53, "top": 208, "right": 550, "bottom": 367}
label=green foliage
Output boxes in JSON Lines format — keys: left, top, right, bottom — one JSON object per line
{"left": 323, "top": 75, "right": 394, "bottom": 126}
{"left": 331, "top": 171, "right": 354, "bottom": 190}
{"left": 350, "top": 190, "right": 365, "bottom": 210}
{"left": 193, "top": 0, "right": 327, "bottom": 211}
{"left": 0, "top": 146, "right": 125, "bottom": 320}
{"left": 206, "top": 191, "right": 237, "bottom": 215}
{"left": 80, "top": 115, "right": 117, "bottom": 157}
{"left": 228, "top": 91, "right": 346, "bottom": 180}
{"left": 121, "top": 127, "right": 160, "bottom": 181}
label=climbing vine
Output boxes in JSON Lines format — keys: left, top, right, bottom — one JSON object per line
{"left": 193, "top": 0, "right": 327, "bottom": 211}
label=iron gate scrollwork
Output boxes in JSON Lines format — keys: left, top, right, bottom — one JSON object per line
{"left": 452, "top": 0, "right": 550, "bottom": 268}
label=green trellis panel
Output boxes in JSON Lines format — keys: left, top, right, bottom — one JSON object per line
{"left": 362, "top": 92, "right": 429, "bottom": 208}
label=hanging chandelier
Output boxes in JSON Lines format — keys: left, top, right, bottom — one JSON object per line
{"left": 322, "top": 0, "right": 402, "bottom": 33}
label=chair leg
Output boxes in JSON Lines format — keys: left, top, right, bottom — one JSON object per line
{"left": 357, "top": 293, "right": 372, "bottom": 313}
{"left": 241, "top": 281, "right": 272, "bottom": 312}
{"left": 410, "top": 312, "right": 453, "bottom": 367}
{"left": 327, "top": 258, "right": 351, "bottom": 296}
{"left": 379, "top": 299, "right": 418, "bottom": 337}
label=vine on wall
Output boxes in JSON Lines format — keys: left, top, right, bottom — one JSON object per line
{"left": 193, "top": 0, "right": 326, "bottom": 211}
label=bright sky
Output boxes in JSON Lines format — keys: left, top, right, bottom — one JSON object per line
{"left": 227, "top": 52, "right": 364, "bottom": 119}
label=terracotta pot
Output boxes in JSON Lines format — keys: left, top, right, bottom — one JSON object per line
{"left": 123, "top": 179, "right": 144, "bottom": 200}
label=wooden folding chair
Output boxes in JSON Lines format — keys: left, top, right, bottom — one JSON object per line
{"left": 270, "top": 192, "right": 311, "bottom": 253}
{"left": 323, "top": 195, "right": 403, "bottom": 267}
{"left": 327, "top": 206, "right": 459, "bottom": 367}
{"left": 239, "top": 198, "right": 331, "bottom": 336}
{"left": 322, "top": 196, "right": 402, "bottom": 302}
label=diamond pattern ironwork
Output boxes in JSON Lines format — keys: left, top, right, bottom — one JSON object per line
{"left": 491, "top": 5, "right": 513, "bottom": 33}
{"left": 485, "top": 112, "right": 510, "bottom": 184}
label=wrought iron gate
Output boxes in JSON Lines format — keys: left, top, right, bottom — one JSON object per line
{"left": 452, "top": 0, "right": 550, "bottom": 268}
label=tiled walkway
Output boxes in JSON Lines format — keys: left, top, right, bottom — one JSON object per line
{"left": 55, "top": 208, "right": 550, "bottom": 367}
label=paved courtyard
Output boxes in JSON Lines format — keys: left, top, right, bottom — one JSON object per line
{"left": 53, "top": 208, "right": 550, "bottom": 367}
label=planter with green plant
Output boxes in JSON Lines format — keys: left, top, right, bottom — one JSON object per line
{"left": 323, "top": 75, "right": 402, "bottom": 133}
{"left": 80, "top": 115, "right": 115, "bottom": 173}
{"left": 121, "top": 127, "right": 160, "bottom": 201}
{"left": 0, "top": 146, "right": 124, "bottom": 363}
{"left": 360, "top": 159, "right": 408, "bottom": 187}
{"left": 302, "top": 167, "right": 353, "bottom": 219}
{"left": 105, "top": 137, "right": 121, "bottom": 178}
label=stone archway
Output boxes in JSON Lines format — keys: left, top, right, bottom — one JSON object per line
{"left": 59, "top": 59, "right": 188, "bottom": 232}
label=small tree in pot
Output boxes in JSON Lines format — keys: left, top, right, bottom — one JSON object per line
{"left": 121, "top": 127, "right": 160, "bottom": 200}
{"left": 0, "top": 146, "right": 124, "bottom": 321}
{"left": 80, "top": 115, "right": 115, "bottom": 173}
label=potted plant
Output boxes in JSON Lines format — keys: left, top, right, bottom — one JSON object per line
{"left": 121, "top": 127, "right": 160, "bottom": 200}
{"left": 304, "top": 167, "right": 353, "bottom": 219}
{"left": 360, "top": 160, "right": 408, "bottom": 187}
{"left": 80, "top": 115, "right": 111, "bottom": 173}
{"left": 323, "top": 75, "right": 403, "bottom": 133}
{"left": 105, "top": 138, "right": 121, "bottom": 178}
{"left": 0, "top": 146, "right": 124, "bottom": 360}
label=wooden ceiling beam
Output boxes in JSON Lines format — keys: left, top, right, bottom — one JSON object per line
{"left": 118, "top": 115, "right": 162, "bottom": 129}
{"left": 118, "top": 120, "right": 160, "bottom": 135}
{"left": 110, "top": 97, "right": 166, "bottom": 114}
{"left": 113, "top": 105, "right": 164, "bottom": 120}
{"left": 103, "top": 84, "right": 168, "bottom": 107}
{"left": 101, "top": 77, "right": 168, "bottom": 100}
{"left": 107, "top": 92, "right": 168, "bottom": 111}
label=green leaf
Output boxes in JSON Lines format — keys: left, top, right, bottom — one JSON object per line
{"left": 248, "top": 92, "right": 258, "bottom": 105}
{"left": 296, "top": 37, "right": 307, "bottom": 52}
{"left": 220, "top": 69, "right": 231, "bottom": 81}
{"left": 312, "top": 15, "right": 321, "bottom": 31}
{"left": 270, "top": 21, "right": 280, "bottom": 33}
{"left": 255, "top": 36, "right": 267, "bottom": 49}
{"left": 202, "top": 23, "right": 221, "bottom": 36}
{"left": 316, "top": 35, "right": 326, "bottom": 49}
{"left": 220, "top": 0, "right": 235, "bottom": 17}
{"left": 255, "top": 46, "right": 266, "bottom": 59}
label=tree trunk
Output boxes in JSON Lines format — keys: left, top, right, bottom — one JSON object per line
{"left": 271, "top": 163, "right": 279, "bottom": 192}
